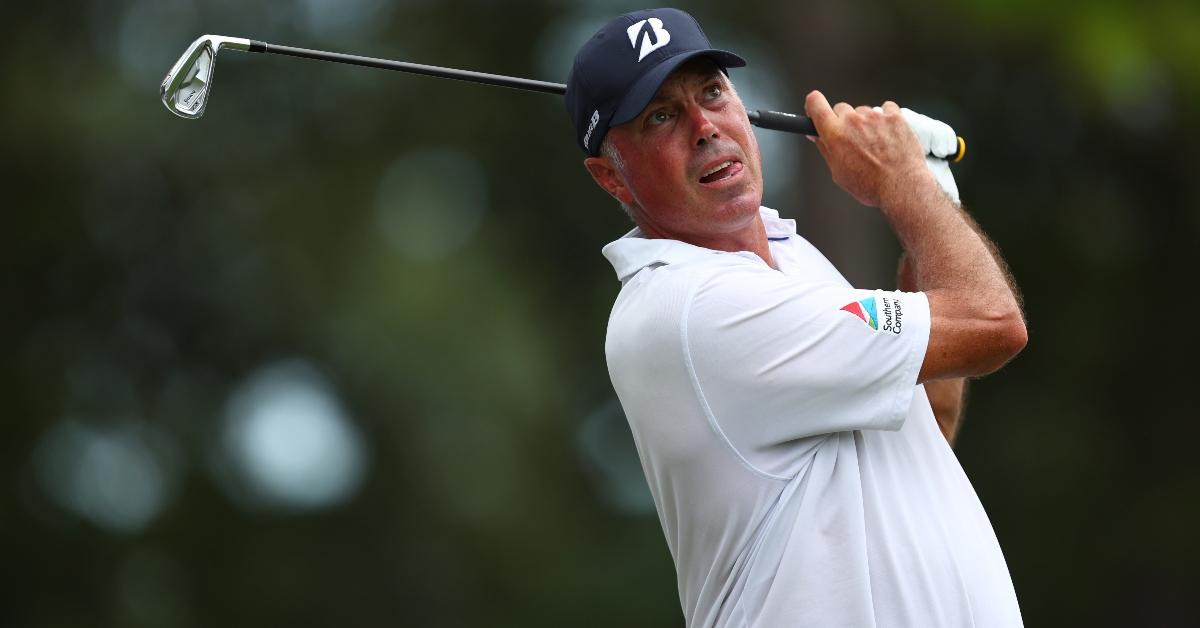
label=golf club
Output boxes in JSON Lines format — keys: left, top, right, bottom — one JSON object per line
{"left": 161, "top": 35, "right": 966, "bottom": 162}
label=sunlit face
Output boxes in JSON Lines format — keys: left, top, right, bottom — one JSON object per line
{"left": 586, "top": 58, "right": 764, "bottom": 244}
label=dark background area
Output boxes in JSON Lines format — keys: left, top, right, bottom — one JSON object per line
{"left": 3, "top": 1, "right": 1197, "bottom": 626}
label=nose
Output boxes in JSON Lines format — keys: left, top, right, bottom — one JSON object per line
{"left": 684, "top": 103, "right": 719, "bottom": 147}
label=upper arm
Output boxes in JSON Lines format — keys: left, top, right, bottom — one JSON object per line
{"left": 685, "top": 268, "right": 932, "bottom": 448}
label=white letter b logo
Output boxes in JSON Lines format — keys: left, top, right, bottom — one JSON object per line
{"left": 626, "top": 18, "right": 670, "bottom": 62}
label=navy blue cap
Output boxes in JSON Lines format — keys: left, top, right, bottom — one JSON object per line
{"left": 565, "top": 8, "right": 746, "bottom": 156}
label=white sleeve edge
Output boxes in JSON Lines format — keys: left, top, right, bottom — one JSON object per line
{"left": 883, "top": 289, "right": 932, "bottom": 430}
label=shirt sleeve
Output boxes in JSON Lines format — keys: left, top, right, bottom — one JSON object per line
{"left": 683, "top": 264, "right": 930, "bottom": 455}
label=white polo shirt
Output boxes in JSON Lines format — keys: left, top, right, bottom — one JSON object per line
{"left": 602, "top": 208, "right": 1022, "bottom": 627}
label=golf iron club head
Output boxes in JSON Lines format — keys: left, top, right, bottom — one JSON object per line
{"left": 161, "top": 35, "right": 252, "bottom": 119}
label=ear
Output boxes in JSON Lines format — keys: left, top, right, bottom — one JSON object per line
{"left": 583, "top": 156, "right": 634, "bottom": 205}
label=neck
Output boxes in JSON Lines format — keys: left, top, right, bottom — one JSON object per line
{"left": 638, "top": 212, "right": 777, "bottom": 270}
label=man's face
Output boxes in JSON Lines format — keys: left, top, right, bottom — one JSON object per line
{"left": 586, "top": 58, "right": 764, "bottom": 243}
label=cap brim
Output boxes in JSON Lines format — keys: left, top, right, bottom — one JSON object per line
{"left": 609, "top": 49, "right": 747, "bottom": 127}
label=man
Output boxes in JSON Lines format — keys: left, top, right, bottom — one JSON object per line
{"left": 566, "top": 8, "right": 1027, "bottom": 628}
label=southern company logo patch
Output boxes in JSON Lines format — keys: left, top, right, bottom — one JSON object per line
{"left": 841, "top": 297, "right": 878, "bottom": 330}
{"left": 841, "top": 296, "right": 905, "bottom": 334}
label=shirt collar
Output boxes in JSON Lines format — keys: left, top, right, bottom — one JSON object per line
{"left": 761, "top": 206, "right": 797, "bottom": 240}
{"left": 601, "top": 207, "right": 797, "bottom": 282}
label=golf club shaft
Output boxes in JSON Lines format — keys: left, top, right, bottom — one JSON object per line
{"left": 246, "top": 41, "right": 963, "bottom": 161}
{"left": 252, "top": 41, "right": 568, "bottom": 96}
{"left": 250, "top": 42, "right": 821, "bottom": 136}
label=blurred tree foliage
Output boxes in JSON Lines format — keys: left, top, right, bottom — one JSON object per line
{"left": 2, "top": 1, "right": 1196, "bottom": 627}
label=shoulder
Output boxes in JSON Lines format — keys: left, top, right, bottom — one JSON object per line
{"left": 604, "top": 255, "right": 757, "bottom": 362}
{"left": 606, "top": 256, "right": 828, "bottom": 372}
{"left": 606, "top": 263, "right": 700, "bottom": 351}
{"left": 610, "top": 253, "right": 780, "bottom": 320}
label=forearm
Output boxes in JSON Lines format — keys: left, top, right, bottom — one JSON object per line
{"left": 881, "top": 174, "right": 1025, "bottom": 380}
{"left": 883, "top": 174, "right": 1012, "bottom": 308}
{"left": 804, "top": 92, "right": 1026, "bottom": 381}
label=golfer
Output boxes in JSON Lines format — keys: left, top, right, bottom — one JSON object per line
{"left": 566, "top": 8, "right": 1026, "bottom": 627}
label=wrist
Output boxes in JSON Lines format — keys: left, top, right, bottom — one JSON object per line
{"left": 878, "top": 163, "right": 941, "bottom": 214}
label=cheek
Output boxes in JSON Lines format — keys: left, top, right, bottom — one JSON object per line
{"left": 740, "top": 126, "right": 763, "bottom": 175}
{"left": 632, "top": 145, "right": 686, "bottom": 185}
{"left": 631, "top": 170, "right": 675, "bottom": 204}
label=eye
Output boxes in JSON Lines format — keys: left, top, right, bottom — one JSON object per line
{"left": 647, "top": 109, "right": 672, "bottom": 126}
{"left": 704, "top": 84, "right": 722, "bottom": 100}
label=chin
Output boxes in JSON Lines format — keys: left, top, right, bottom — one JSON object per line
{"left": 702, "top": 198, "right": 762, "bottom": 234}
{"left": 721, "top": 185, "right": 763, "bottom": 219}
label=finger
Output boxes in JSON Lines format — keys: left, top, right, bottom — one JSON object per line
{"left": 900, "top": 108, "right": 958, "bottom": 157}
{"left": 902, "top": 109, "right": 933, "bottom": 154}
{"left": 923, "top": 112, "right": 960, "bottom": 158}
{"left": 804, "top": 90, "right": 838, "bottom": 135}
{"left": 881, "top": 100, "right": 900, "bottom": 113}
{"left": 833, "top": 102, "right": 854, "bottom": 117}
{"left": 855, "top": 105, "right": 874, "bottom": 116}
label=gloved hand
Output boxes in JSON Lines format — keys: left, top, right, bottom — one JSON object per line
{"left": 874, "top": 106, "right": 961, "bottom": 205}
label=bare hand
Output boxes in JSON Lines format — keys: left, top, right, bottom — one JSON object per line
{"left": 804, "top": 90, "right": 936, "bottom": 209}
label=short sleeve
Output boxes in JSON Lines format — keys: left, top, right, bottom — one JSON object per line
{"left": 683, "top": 265, "right": 930, "bottom": 457}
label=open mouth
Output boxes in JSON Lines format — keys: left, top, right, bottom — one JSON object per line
{"left": 698, "top": 160, "right": 742, "bottom": 184}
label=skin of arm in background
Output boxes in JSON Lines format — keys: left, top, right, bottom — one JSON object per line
{"left": 899, "top": 252, "right": 968, "bottom": 446}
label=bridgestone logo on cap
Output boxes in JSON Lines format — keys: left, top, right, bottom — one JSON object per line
{"left": 583, "top": 109, "right": 600, "bottom": 148}
{"left": 627, "top": 18, "right": 671, "bottom": 62}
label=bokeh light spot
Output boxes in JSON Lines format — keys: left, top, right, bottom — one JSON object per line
{"left": 31, "top": 419, "right": 177, "bottom": 533}
{"left": 577, "top": 397, "right": 654, "bottom": 516}
{"left": 219, "top": 360, "right": 367, "bottom": 511}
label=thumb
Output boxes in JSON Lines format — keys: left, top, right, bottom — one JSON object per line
{"left": 805, "top": 90, "right": 837, "bottom": 137}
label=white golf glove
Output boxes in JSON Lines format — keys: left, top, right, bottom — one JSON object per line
{"left": 875, "top": 106, "right": 961, "bottom": 205}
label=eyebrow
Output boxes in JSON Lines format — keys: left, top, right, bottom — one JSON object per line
{"left": 645, "top": 68, "right": 725, "bottom": 107}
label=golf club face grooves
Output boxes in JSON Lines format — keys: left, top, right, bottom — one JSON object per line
{"left": 160, "top": 35, "right": 252, "bottom": 119}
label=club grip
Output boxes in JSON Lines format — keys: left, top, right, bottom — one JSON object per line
{"left": 749, "top": 109, "right": 818, "bottom": 136}
{"left": 750, "top": 109, "right": 967, "bottom": 162}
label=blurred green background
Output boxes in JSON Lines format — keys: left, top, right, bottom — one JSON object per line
{"left": 3, "top": 0, "right": 1198, "bottom": 626}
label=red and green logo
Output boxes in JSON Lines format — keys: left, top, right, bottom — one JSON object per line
{"left": 840, "top": 297, "right": 878, "bottom": 330}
